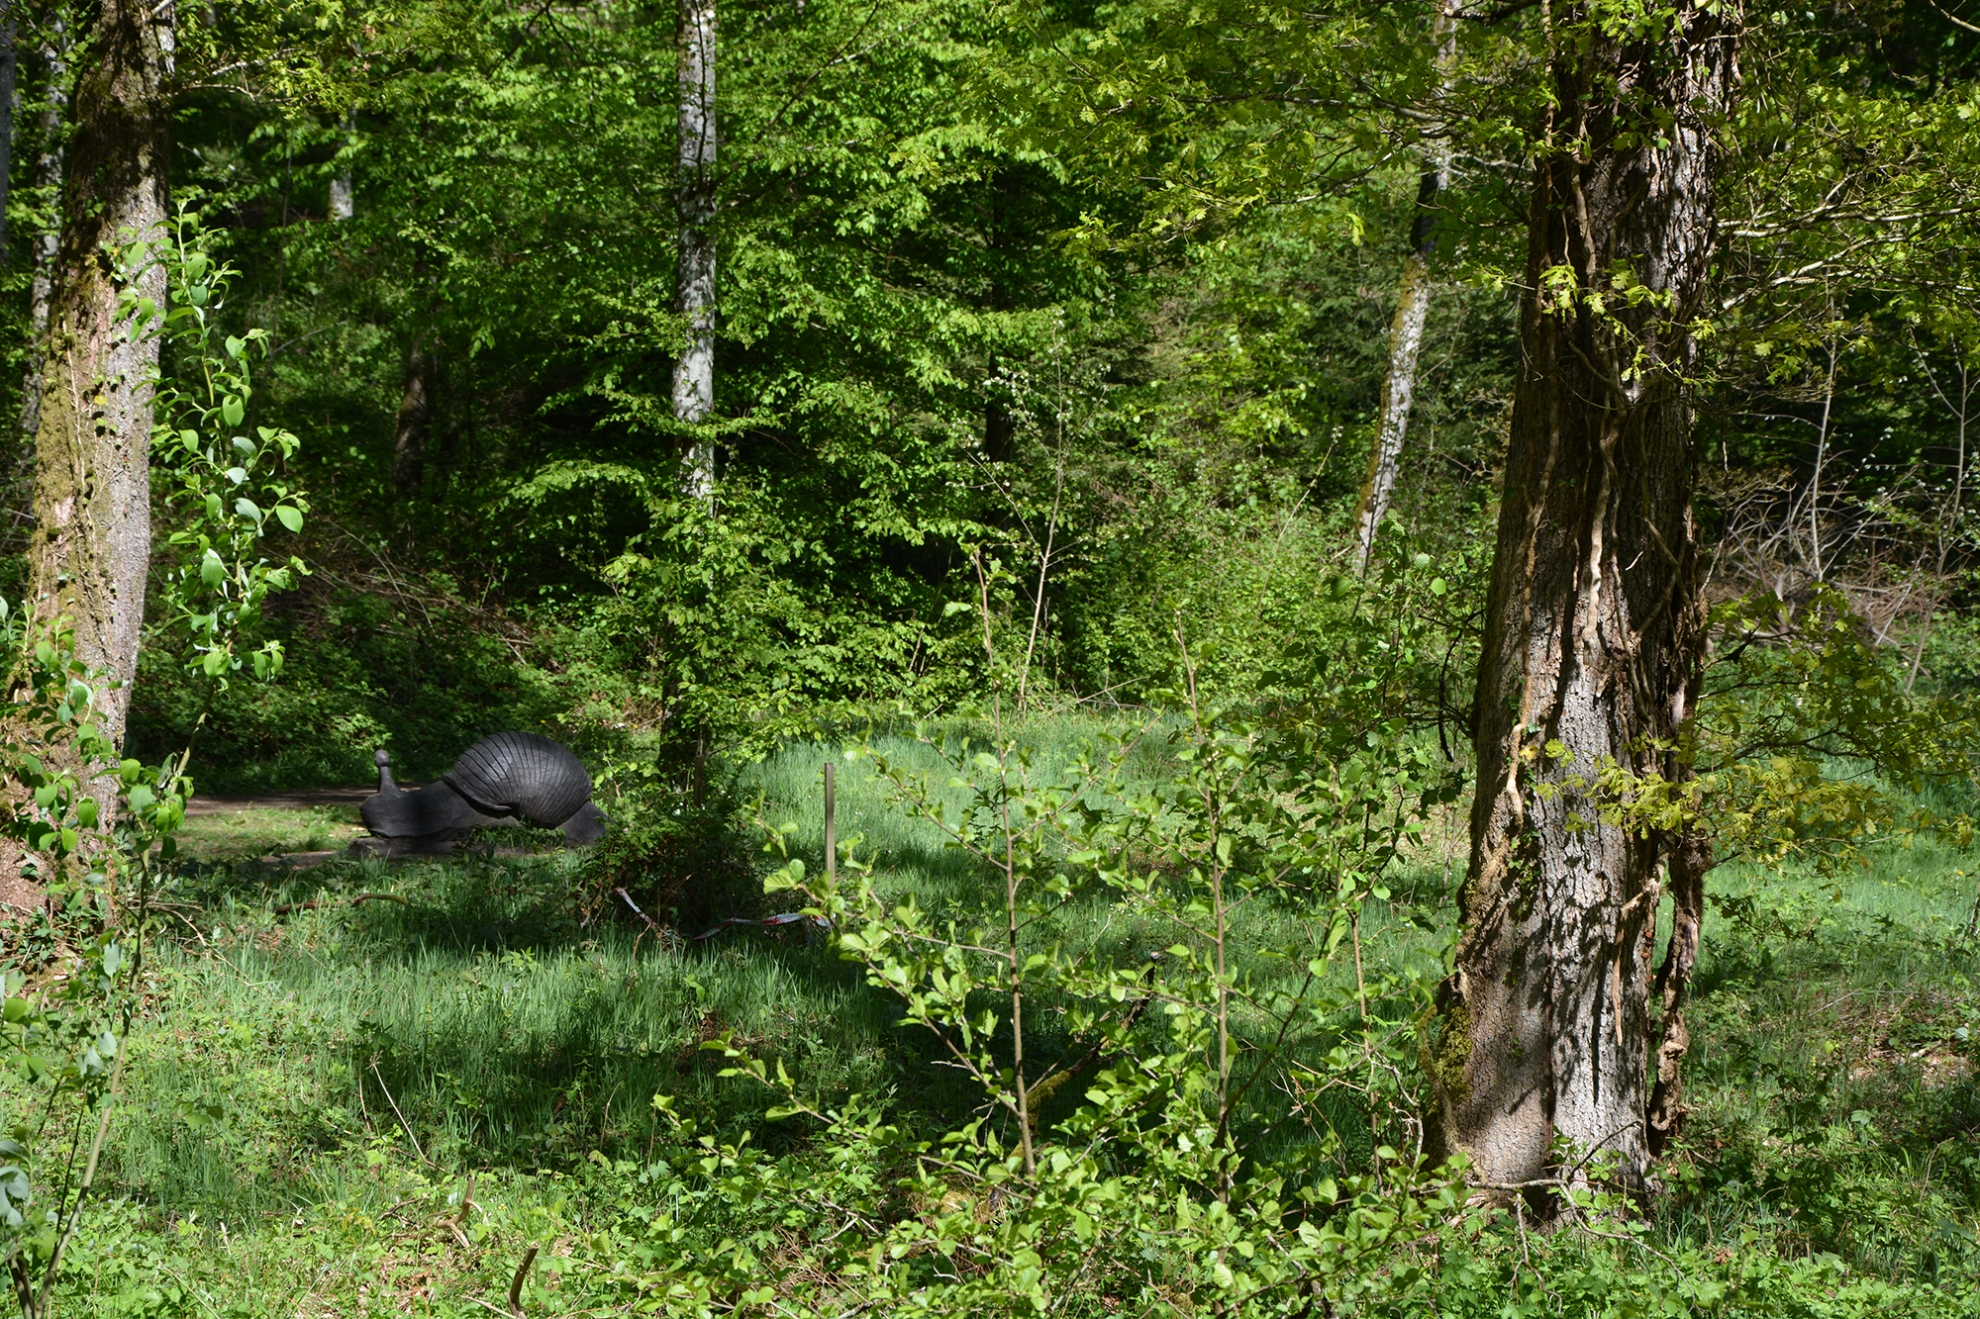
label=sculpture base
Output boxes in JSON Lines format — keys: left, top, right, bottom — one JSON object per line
{"left": 347, "top": 833, "right": 468, "bottom": 859}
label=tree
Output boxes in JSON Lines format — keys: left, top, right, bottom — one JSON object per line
{"left": 1427, "top": 0, "right": 1738, "bottom": 1192}
{"left": 1350, "top": 0, "right": 1456, "bottom": 574}
{"left": 0, "top": 10, "right": 17, "bottom": 261}
{"left": 3, "top": 0, "right": 173, "bottom": 913}
{"left": 18, "top": 15, "right": 69, "bottom": 438}
{"left": 675, "top": 0, "right": 716, "bottom": 504}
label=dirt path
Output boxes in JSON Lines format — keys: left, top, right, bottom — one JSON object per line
{"left": 184, "top": 787, "right": 400, "bottom": 817}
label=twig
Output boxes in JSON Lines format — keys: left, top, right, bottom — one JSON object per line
{"left": 273, "top": 892, "right": 408, "bottom": 916}
{"left": 34, "top": 1055, "right": 124, "bottom": 1316}
{"left": 614, "top": 887, "right": 660, "bottom": 930}
{"left": 508, "top": 1243, "right": 539, "bottom": 1316}
{"left": 170, "top": 910, "right": 212, "bottom": 948}
{"left": 369, "top": 1059, "right": 431, "bottom": 1167}
{"left": 1926, "top": 0, "right": 1980, "bottom": 34}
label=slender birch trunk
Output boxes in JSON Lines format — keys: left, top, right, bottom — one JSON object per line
{"left": 1428, "top": 0, "right": 1738, "bottom": 1194}
{"left": 20, "top": 19, "right": 69, "bottom": 439}
{"left": 329, "top": 112, "right": 354, "bottom": 221}
{"left": 1350, "top": 0, "right": 1457, "bottom": 573}
{"left": 673, "top": 0, "right": 716, "bottom": 505}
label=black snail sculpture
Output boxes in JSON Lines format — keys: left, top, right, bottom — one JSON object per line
{"left": 351, "top": 732, "right": 609, "bottom": 857}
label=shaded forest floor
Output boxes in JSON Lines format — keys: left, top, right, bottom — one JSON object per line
{"left": 20, "top": 726, "right": 1980, "bottom": 1315}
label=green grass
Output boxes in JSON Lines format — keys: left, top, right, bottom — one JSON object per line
{"left": 8, "top": 717, "right": 1979, "bottom": 1314}
{"left": 174, "top": 804, "right": 366, "bottom": 861}
{"left": 1659, "top": 841, "right": 1980, "bottom": 1284}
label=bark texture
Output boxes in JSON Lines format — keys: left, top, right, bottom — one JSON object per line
{"left": 17, "top": 19, "right": 65, "bottom": 438}
{"left": 22, "top": 0, "right": 173, "bottom": 760}
{"left": 673, "top": 0, "right": 716, "bottom": 503}
{"left": 1431, "top": 0, "right": 1736, "bottom": 1192}
{"left": 1647, "top": 826, "right": 1707, "bottom": 1151}
{"left": 1351, "top": 0, "right": 1456, "bottom": 573}
{"left": 0, "top": 15, "right": 18, "bottom": 260}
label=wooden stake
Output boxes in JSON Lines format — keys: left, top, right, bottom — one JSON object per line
{"left": 824, "top": 761, "right": 836, "bottom": 881}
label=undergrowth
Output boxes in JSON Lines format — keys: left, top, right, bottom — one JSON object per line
{"left": 4, "top": 720, "right": 1977, "bottom": 1315}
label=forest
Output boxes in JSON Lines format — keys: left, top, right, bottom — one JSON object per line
{"left": 0, "top": 0, "right": 1978, "bottom": 1313}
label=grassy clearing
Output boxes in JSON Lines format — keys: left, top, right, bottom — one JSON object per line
{"left": 174, "top": 805, "right": 366, "bottom": 862}
{"left": 8, "top": 718, "right": 1979, "bottom": 1314}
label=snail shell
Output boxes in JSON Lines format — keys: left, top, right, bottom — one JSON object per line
{"left": 443, "top": 731, "right": 592, "bottom": 828}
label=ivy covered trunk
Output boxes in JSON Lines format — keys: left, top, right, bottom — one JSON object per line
{"left": 1430, "top": 0, "right": 1737, "bottom": 1192}
{"left": 4, "top": 0, "right": 173, "bottom": 911}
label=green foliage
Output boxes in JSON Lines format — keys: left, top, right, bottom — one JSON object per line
{"left": 138, "top": 211, "right": 310, "bottom": 687}
{"left": 0, "top": 613, "right": 188, "bottom": 898}
{"left": 578, "top": 759, "right": 766, "bottom": 937}
{"left": 0, "top": 621, "right": 178, "bottom": 1319}
{"left": 0, "top": 197, "right": 317, "bottom": 1319}
{"left": 11, "top": 0, "right": 1980, "bottom": 1312}
{"left": 0, "top": 714, "right": 1962, "bottom": 1316}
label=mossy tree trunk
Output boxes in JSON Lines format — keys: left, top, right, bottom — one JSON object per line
{"left": 19, "top": 19, "right": 72, "bottom": 440}
{"left": 1430, "top": 0, "right": 1738, "bottom": 1194}
{"left": 3, "top": 0, "right": 174, "bottom": 913}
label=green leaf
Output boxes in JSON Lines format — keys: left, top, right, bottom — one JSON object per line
{"left": 236, "top": 497, "right": 263, "bottom": 524}
{"left": 275, "top": 504, "right": 303, "bottom": 533}
{"left": 200, "top": 550, "right": 225, "bottom": 588}
{"left": 221, "top": 395, "right": 245, "bottom": 427}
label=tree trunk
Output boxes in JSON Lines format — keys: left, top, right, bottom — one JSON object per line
{"left": 23, "top": 0, "right": 173, "bottom": 759}
{"left": 1351, "top": 0, "right": 1456, "bottom": 573}
{"left": 0, "top": 14, "right": 18, "bottom": 262}
{"left": 19, "top": 19, "right": 71, "bottom": 439}
{"left": 983, "top": 169, "right": 1021, "bottom": 462}
{"left": 329, "top": 112, "right": 353, "bottom": 220}
{"left": 390, "top": 332, "right": 431, "bottom": 495}
{"left": 1647, "top": 824, "right": 1708, "bottom": 1152}
{"left": 1428, "top": 0, "right": 1736, "bottom": 1194}
{"left": 673, "top": 0, "right": 716, "bottom": 505}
